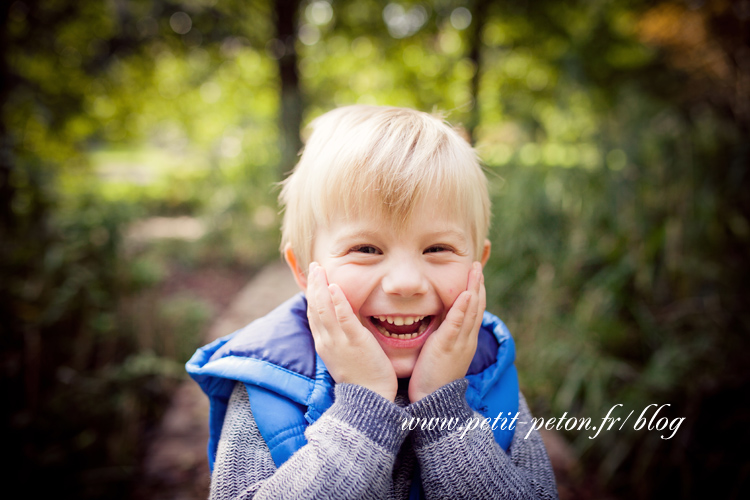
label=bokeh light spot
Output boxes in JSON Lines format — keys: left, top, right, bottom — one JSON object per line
{"left": 383, "top": 3, "right": 428, "bottom": 39}
{"left": 439, "top": 31, "right": 461, "bottom": 54}
{"left": 200, "top": 82, "right": 221, "bottom": 104}
{"left": 220, "top": 134, "right": 242, "bottom": 158}
{"left": 402, "top": 44, "right": 421, "bottom": 67}
{"left": 265, "top": 38, "right": 285, "bottom": 60}
{"left": 520, "top": 143, "right": 541, "bottom": 165}
{"left": 526, "top": 68, "right": 549, "bottom": 91}
{"left": 606, "top": 149, "right": 627, "bottom": 170}
{"left": 137, "top": 17, "right": 159, "bottom": 38}
{"left": 351, "top": 37, "right": 373, "bottom": 58}
{"left": 170, "top": 12, "right": 192, "bottom": 35}
{"left": 299, "top": 24, "right": 321, "bottom": 45}
{"left": 306, "top": 1, "right": 333, "bottom": 25}
{"left": 483, "top": 23, "right": 506, "bottom": 46}
{"left": 450, "top": 7, "right": 472, "bottom": 30}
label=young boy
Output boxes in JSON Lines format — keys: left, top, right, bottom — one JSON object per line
{"left": 187, "top": 105, "right": 559, "bottom": 499}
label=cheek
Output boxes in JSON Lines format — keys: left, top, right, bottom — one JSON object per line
{"left": 323, "top": 266, "right": 373, "bottom": 315}
{"left": 435, "top": 266, "right": 472, "bottom": 307}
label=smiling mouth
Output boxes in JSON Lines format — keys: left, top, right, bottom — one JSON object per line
{"left": 370, "top": 315, "right": 433, "bottom": 339}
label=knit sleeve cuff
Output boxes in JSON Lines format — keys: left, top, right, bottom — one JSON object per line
{"left": 325, "top": 383, "right": 410, "bottom": 455}
{"left": 405, "top": 378, "right": 475, "bottom": 448}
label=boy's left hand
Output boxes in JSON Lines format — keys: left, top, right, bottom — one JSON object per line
{"left": 408, "top": 262, "right": 485, "bottom": 402}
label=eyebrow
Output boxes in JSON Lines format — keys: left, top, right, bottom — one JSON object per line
{"left": 421, "top": 229, "right": 469, "bottom": 241}
{"left": 335, "top": 227, "right": 469, "bottom": 243}
{"left": 333, "top": 229, "right": 380, "bottom": 242}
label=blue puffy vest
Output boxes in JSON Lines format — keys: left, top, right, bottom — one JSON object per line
{"left": 186, "top": 292, "right": 519, "bottom": 475}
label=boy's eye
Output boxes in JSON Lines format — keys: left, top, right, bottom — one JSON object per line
{"left": 352, "top": 245, "right": 381, "bottom": 254}
{"left": 424, "top": 245, "right": 452, "bottom": 254}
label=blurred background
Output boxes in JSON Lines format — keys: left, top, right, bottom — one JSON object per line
{"left": 1, "top": 0, "right": 748, "bottom": 498}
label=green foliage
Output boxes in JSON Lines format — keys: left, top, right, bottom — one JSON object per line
{"left": 2, "top": 0, "right": 748, "bottom": 498}
{"left": 480, "top": 9, "right": 749, "bottom": 494}
{"left": 2, "top": 2, "right": 270, "bottom": 496}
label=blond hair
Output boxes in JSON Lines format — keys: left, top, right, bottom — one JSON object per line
{"left": 279, "top": 105, "right": 490, "bottom": 269}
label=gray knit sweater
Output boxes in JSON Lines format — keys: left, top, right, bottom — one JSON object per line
{"left": 210, "top": 379, "right": 559, "bottom": 499}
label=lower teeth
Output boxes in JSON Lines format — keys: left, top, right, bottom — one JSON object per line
{"left": 374, "top": 319, "right": 428, "bottom": 339}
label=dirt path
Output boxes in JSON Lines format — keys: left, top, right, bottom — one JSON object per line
{"left": 137, "top": 261, "right": 299, "bottom": 500}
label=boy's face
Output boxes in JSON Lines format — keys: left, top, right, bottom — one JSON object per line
{"left": 305, "top": 201, "right": 490, "bottom": 379}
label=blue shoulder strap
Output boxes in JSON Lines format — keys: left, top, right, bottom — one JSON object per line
{"left": 465, "top": 311, "right": 519, "bottom": 450}
{"left": 244, "top": 384, "right": 309, "bottom": 465}
{"left": 247, "top": 353, "right": 334, "bottom": 467}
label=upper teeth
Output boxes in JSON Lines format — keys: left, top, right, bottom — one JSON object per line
{"left": 377, "top": 315, "right": 425, "bottom": 326}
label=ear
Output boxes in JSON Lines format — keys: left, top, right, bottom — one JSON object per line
{"left": 480, "top": 239, "right": 491, "bottom": 267}
{"left": 284, "top": 243, "right": 308, "bottom": 292}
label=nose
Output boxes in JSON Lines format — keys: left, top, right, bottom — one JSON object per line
{"left": 381, "top": 258, "right": 429, "bottom": 297}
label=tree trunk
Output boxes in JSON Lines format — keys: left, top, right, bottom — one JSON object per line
{"left": 466, "top": 0, "right": 491, "bottom": 144}
{"left": 274, "top": 0, "right": 303, "bottom": 179}
{"left": 0, "top": 1, "right": 13, "bottom": 232}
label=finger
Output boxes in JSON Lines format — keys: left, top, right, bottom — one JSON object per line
{"left": 307, "top": 264, "right": 337, "bottom": 339}
{"left": 459, "top": 262, "right": 481, "bottom": 317}
{"left": 312, "top": 264, "right": 331, "bottom": 306}
{"left": 478, "top": 269, "right": 486, "bottom": 318}
{"left": 467, "top": 261, "right": 481, "bottom": 293}
{"left": 306, "top": 263, "right": 319, "bottom": 303}
{"left": 473, "top": 268, "right": 486, "bottom": 326}
{"left": 328, "top": 283, "right": 364, "bottom": 336}
{"left": 305, "top": 262, "right": 318, "bottom": 320}
{"left": 305, "top": 263, "right": 327, "bottom": 341}
{"left": 446, "top": 264, "right": 482, "bottom": 352}
{"left": 439, "top": 290, "right": 471, "bottom": 344}
{"left": 312, "top": 266, "right": 341, "bottom": 335}
{"left": 459, "top": 294, "right": 480, "bottom": 347}
{"left": 479, "top": 271, "right": 487, "bottom": 312}
{"left": 462, "top": 263, "right": 483, "bottom": 335}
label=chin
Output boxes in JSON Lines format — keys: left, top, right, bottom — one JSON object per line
{"left": 391, "top": 359, "right": 417, "bottom": 379}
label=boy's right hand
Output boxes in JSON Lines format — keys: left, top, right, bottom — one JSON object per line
{"left": 306, "top": 262, "right": 398, "bottom": 402}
